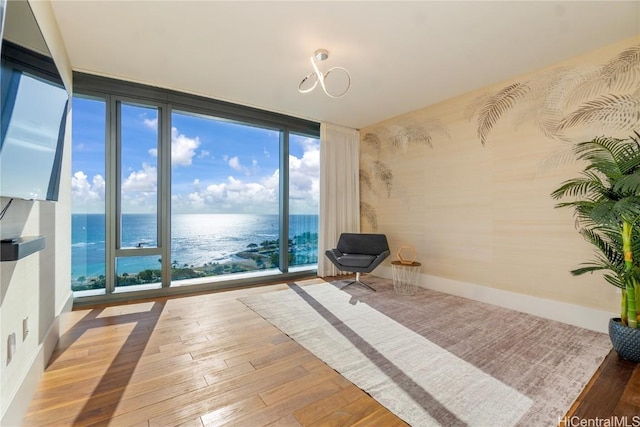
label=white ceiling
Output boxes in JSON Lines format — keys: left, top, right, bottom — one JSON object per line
{"left": 49, "top": 1, "right": 640, "bottom": 129}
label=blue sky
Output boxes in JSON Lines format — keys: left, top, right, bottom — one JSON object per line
{"left": 71, "top": 97, "right": 319, "bottom": 215}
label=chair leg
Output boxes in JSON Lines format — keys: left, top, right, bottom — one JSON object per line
{"left": 342, "top": 272, "right": 376, "bottom": 292}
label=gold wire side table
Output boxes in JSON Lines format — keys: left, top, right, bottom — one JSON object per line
{"left": 391, "top": 260, "right": 421, "bottom": 295}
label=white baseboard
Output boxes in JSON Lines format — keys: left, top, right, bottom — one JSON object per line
{"left": 375, "top": 266, "right": 616, "bottom": 334}
{"left": 1, "top": 292, "right": 73, "bottom": 426}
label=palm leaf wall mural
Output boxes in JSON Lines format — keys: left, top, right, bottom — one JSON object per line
{"left": 360, "top": 120, "right": 450, "bottom": 231}
{"left": 475, "top": 82, "right": 530, "bottom": 145}
{"left": 513, "top": 68, "right": 575, "bottom": 141}
{"left": 468, "top": 44, "right": 640, "bottom": 145}
{"left": 370, "top": 160, "right": 393, "bottom": 197}
{"left": 359, "top": 170, "right": 385, "bottom": 237}
{"left": 558, "top": 94, "right": 640, "bottom": 131}
{"left": 562, "top": 67, "right": 608, "bottom": 110}
{"left": 362, "top": 132, "right": 382, "bottom": 156}
{"left": 389, "top": 125, "right": 411, "bottom": 150}
{"left": 406, "top": 124, "right": 433, "bottom": 147}
{"left": 359, "top": 169, "right": 375, "bottom": 196}
{"left": 601, "top": 45, "right": 640, "bottom": 90}
{"left": 388, "top": 124, "right": 435, "bottom": 150}
{"left": 360, "top": 201, "right": 377, "bottom": 231}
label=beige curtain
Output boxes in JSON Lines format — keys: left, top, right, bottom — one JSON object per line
{"left": 317, "top": 122, "right": 360, "bottom": 277}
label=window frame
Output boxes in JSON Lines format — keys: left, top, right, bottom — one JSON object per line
{"left": 72, "top": 73, "right": 320, "bottom": 306}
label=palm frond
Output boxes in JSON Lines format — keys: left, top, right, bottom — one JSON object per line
{"left": 362, "top": 133, "right": 382, "bottom": 156}
{"left": 573, "top": 136, "right": 634, "bottom": 176}
{"left": 424, "top": 119, "right": 451, "bottom": 140}
{"left": 531, "top": 110, "right": 563, "bottom": 140}
{"left": 465, "top": 91, "right": 494, "bottom": 122}
{"left": 562, "top": 66, "right": 606, "bottom": 109}
{"left": 571, "top": 263, "right": 611, "bottom": 276}
{"left": 613, "top": 171, "right": 640, "bottom": 196}
{"left": 601, "top": 45, "right": 640, "bottom": 91}
{"left": 579, "top": 228, "right": 623, "bottom": 265}
{"left": 553, "top": 134, "right": 640, "bottom": 292}
{"left": 359, "top": 169, "right": 373, "bottom": 193}
{"left": 476, "top": 82, "right": 529, "bottom": 145}
{"left": 550, "top": 171, "right": 608, "bottom": 200}
{"left": 610, "top": 196, "right": 640, "bottom": 223}
{"left": 371, "top": 161, "right": 393, "bottom": 197}
{"left": 536, "top": 143, "right": 578, "bottom": 175}
{"left": 571, "top": 253, "right": 623, "bottom": 286}
{"left": 360, "top": 202, "right": 378, "bottom": 231}
{"left": 513, "top": 97, "right": 563, "bottom": 140}
{"left": 405, "top": 124, "right": 432, "bottom": 147}
{"left": 590, "top": 199, "right": 623, "bottom": 225}
{"left": 389, "top": 125, "right": 410, "bottom": 151}
{"left": 558, "top": 94, "right": 640, "bottom": 131}
{"left": 571, "top": 254, "right": 624, "bottom": 288}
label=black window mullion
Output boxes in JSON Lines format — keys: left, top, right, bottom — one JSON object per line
{"left": 279, "top": 130, "right": 290, "bottom": 272}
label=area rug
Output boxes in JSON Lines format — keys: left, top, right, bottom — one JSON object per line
{"left": 240, "top": 278, "right": 611, "bottom": 426}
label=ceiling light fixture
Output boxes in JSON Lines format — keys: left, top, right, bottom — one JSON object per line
{"left": 298, "top": 49, "right": 351, "bottom": 98}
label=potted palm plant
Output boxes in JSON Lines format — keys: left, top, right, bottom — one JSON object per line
{"left": 551, "top": 132, "right": 640, "bottom": 363}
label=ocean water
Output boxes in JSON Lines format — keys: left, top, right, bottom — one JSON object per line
{"left": 71, "top": 213, "right": 318, "bottom": 280}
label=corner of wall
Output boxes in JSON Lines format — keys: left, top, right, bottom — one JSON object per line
{"left": 27, "top": 0, "right": 72, "bottom": 93}
{"left": 0, "top": 1, "right": 73, "bottom": 423}
{"left": 0, "top": 292, "right": 73, "bottom": 426}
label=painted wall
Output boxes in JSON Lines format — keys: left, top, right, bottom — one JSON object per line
{"left": 0, "top": 0, "right": 73, "bottom": 424}
{"left": 360, "top": 37, "right": 640, "bottom": 326}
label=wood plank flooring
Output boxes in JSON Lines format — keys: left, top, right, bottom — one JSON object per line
{"left": 23, "top": 278, "right": 408, "bottom": 427}
{"left": 562, "top": 349, "right": 640, "bottom": 424}
{"left": 23, "top": 276, "right": 640, "bottom": 426}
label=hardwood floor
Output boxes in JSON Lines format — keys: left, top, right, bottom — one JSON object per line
{"left": 23, "top": 277, "right": 640, "bottom": 426}
{"left": 562, "top": 349, "right": 640, "bottom": 424}
{"left": 23, "top": 278, "right": 408, "bottom": 427}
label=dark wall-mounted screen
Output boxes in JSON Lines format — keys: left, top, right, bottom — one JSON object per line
{"left": 0, "top": 2, "right": 68, "bottom": 201}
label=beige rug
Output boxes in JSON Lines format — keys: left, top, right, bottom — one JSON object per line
{"left": 240, "top": 278, "right": 611, "bottom": 427}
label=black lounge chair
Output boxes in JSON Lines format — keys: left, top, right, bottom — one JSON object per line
{"left": 325, "top": 233, "right": 390, "bottom": 291}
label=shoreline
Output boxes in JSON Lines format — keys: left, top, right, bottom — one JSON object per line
{"left": 72, "top": 236, "right": 318, "bottom": 291}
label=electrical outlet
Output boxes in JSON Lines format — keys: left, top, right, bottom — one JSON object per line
{"left": 23, "top": 317, "right": 29, "bottom": 341}
{"left": 7, "top": 333, "right": 16, "bottom": 365}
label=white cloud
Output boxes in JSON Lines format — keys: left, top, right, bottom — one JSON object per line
{"left": 120, "top": 164, "right": 157, "bottom": 213}
{"left": 187, "top": 191, "right": 205, "bottom": 208}
{"left": 143, "top": 117, "right": 158, "bottom": 129}
{"left": 289, "top": 146, "right": 319, "bottom": 196}
{"left": 171, "top": 127, "right": 200, "bottom": 166}
{"left": 172, "top": 139, "right": 319, "bottom": 214}
{"left": 148, "top": 127, "right": 200, "bottom": 167}
{"left": 228, "top": 156, "right": 243, "bottom": 172}
{"left": 289, "top": 140, "right": 320, "bottom": 212}
{"left": 71, "top": 171, "right": 105, "bottom": 201}
{"left": 122, "top": 163, "right": 157, "bottom": 192}
{"left": 297, "top": 136, "right": 320, "bottom": 152}
{"left": 228, "top": 156, "right": 257, "bottom": 175}
{"left": 71, "top": 171, "right": 105, "bottom": 213}
{"left": 87, "top": 133, "right": 320, "bottom": 215}
{"left": 173, "top": 175, "right": 279, "bottom": 214}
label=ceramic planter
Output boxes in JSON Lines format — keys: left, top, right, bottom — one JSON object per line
{"left": 609, "top": 317, "right": 640, "bottom": 363}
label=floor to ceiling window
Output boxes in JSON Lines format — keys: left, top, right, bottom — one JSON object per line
{"left": 71, "top": 74, "right": 319, "bottom": 299}
{"left": 71, "top": 96, "right": 106, "bottom": 294}
{"left": 114, "top": 102, "right": 163, "bottom": 292}
{"left": 169, "top": 110, "right": 282, "bottom": 284}
{"left": 288, "top": 133, "right": 319, "bottom": 269}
